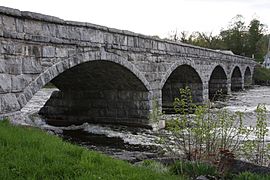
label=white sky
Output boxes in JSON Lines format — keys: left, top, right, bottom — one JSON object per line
{"left": 0, "top": 0, "right": 269, "bottom": 38}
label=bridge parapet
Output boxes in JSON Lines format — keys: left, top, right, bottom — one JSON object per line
{"left": 0, "top": 6, "right": 257, "bottom": 127}
{"left": 0, "top": 6, "right": 255, "bottom": 64}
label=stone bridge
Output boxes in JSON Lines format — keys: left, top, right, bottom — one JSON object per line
{"left": 0, "top": 6, "right": 257, "bottom": 127}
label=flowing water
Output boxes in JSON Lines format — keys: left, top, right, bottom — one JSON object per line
{"left": 13, "top": 86, "right": 270, "bottom": 162}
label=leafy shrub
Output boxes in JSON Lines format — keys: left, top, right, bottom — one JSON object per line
{"left": 241, "top": 104, "right": 270, "bottom": 166}
{"left": 162, "top": 87, "right": 270, "bottom": 177}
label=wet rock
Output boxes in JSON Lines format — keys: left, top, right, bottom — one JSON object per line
{"left": 196, "top": 176, "right": 209, "bottom": 180}
{"left": 230, "top": 159, "right": 270, "bottom": 175}
{"left": 210, "top": 101, "right": 227, "bottom": 109}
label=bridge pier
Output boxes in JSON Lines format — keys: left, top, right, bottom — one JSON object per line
{"left": 227, "top": 79, "right": 232, "bottom": 95}
{"left": 202, "top": 81, "right": 209, "bottom": 103}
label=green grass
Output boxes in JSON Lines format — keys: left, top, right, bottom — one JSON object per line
{"left": 0, "top": 120, "right": 181, "bottom": 180}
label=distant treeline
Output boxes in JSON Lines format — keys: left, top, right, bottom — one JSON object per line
{"left": 167, "top": 15, "right": 269, "bottom": 63}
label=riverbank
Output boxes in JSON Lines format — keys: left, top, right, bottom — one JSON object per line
{"left": 2, "top": 119, "right": 270, "bottom": 180}
{"left": 9, "top": 86, "right": 270, "bottom": 163}
{"left": 0, "top": 120, "right": 179, "bottom": 180}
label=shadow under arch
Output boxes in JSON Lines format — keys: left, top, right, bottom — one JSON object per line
{"left": 19, "top": 52, "right": 151, "bottom": 127}
{"left": 231, "top": 66, "right": 243, "bottom": 91}
{"left": 244, "top": 66, "right": 252, "bottom": 88}
{"left": 161, "top": 64, "right": 203, "bottom": 114}
{"left": 208, "top": 65, "right": 228, "bottom": 100}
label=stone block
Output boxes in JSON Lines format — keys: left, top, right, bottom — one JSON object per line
{"left": 0, "top": 15, "right": 3, "bottom": 35}
{"left": 47, "top": 66, "right": 59, "bottom": 79}
{"left": 56, "top": 25, "right": 68, "bottom": 39}
{"left": 144, "top": 39, "right": 152, "bottom": 49}
{"left": 15, "top": 19, "right": 24, "bottom": 33}
{"left": 40, "top": 59, "right": 53, "bottom": 68}
{"left": 104, "top": 32, "right": 114, "bottom": 44}
{"left": 23, "top": 20, "right": 43, "bottom": 35}
{"left": 2, "top": 43, "right": 15, "bottom": 55}
{"left": 29, "top": 81, "right": 40, "bottom": 95}
{"left": 95, "top": 31, "right": 104, "bottom": 43}
{"left": 31, "top": 46, "right": 42, "bottom": 57}
{"left": 67, "top": 27, "right": 81, "bottom": 40}
{"left": 42, "top": 23, "right": 57, "bottom": 37}
{"left": 2, "top": 15, "right": 16, "bottom": 32}
{"left": 0, "top": 74, "right": 11, "bottom": 93}
{"left": 17, "top": 93, "right": 27, "bottom": 108}
{"left": 56, "top": 48, "right": 68, "bottom": 57}
{"left": 158, "top": 42, "right": 166, "bottom": 51}
{"left": 1, "top": 42, "right": 24, "bottom": 56}
{"left": 42, "top": 46, "right": 55, "bottom": 57}
{"left": 152, "top": 40, "right": 158, "bottom": 50}
{"left": 42, "top": 71, "right": 52, "bottom": 84}
{"left": 0, "top": 58, "right": 6, "bottom": 73}
{"left": 23, "top": 87, "right": 33, "bottom": 102}
{"left": 3, "top": 56, "right": 22, "bottom": 75}
{"left": 119, "top": 35, "right": 127, "bottom": 46}
{"left": 80, "top": 29, "right": 91, "bottom": 41}
{"left": 0, "top": 93, "right": 20, "bottom": 113}
{"left": 31, "top": 35, "right": 50, "bottom": 42}
{"left": 0, "top": 24, "right": 3, "bottom": 37}
{"left": 22, "top": 57, "right": 42, "bottom": 74}
{"left": 127, "top": 36, "right": 134, "bottom": 47}
{"left": 11, "top": 75, "right": 32, "bottom": 92}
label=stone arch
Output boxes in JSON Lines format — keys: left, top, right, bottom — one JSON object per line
{"left": 18, "top": 52, "right": 151, "bottom": 126}
{"left": 160, "top": 61, "right": 203, "bottom": 89}
{"left": 244, "top": 66, "right": 252, "bottom": 88}
{"left": 231, "top": 66, "right": 243, "bottom": 91}
{"left": 208, "top": 65, "right": 228, "bottom": 100}
{"left": 18, "top": 52, "right": 150, "bottom": 107}
{"left": 161, "top": 64, "right": 203, "bottom": 113}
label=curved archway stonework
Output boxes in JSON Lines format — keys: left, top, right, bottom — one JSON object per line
{"left": 0, "top": 7, "right": 257, "bottom": 126}
{"left": 208, "top": 65, "right": 228, "bottom": 100}
{"left": 231, "top": 66, "right": 243, "bottom": 91}
{"left": 39, "top": 60, "right": 150, "bottom": 126}
{"left": 162, "top": 64, "right": 203, "bottom": 113}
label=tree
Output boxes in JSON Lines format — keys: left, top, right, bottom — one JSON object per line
{"left": 246, "top": 20, "right": 267, "bottom": 62}
{"left": 220, "top": 15, "right": 247, "bottom": 56}
{"left": 191, "top": 32, "right": 224, "bottom": 49}
{"left": 169, "top": 30, "right": 191, "bottom": 43}
{"left": 167, "top": 15, "right": 269, "bottom": 62}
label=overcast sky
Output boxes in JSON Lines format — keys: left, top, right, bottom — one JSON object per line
{"left": 0, "top": 0, "right": 269, "bottom": 38}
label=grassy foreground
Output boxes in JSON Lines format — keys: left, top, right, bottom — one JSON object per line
{"left": 0, "top": 120, "right": 179, "bottom": 180}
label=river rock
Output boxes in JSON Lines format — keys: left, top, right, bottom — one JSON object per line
{"left": 230, "top": 159, "right": 270, "bottom": 175}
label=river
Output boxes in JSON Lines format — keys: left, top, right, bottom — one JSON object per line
{"left": 13, "top": 86, "right": 270, "bottom": 162}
